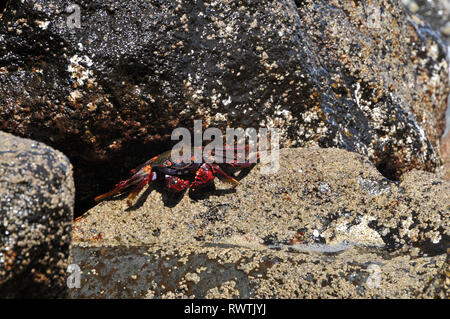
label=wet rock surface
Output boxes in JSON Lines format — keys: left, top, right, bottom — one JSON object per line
{"left": 0, "top": 131, "right": 74, "bottom": 298}
{"left": 0, "top": 0, "right": 448, "bottom": 215}
{"left": 71, "top": 148, "right": 449, "bottom": 298}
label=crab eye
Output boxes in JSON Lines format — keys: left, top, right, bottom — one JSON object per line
{"left": 163, "top": 160, "right": 172, "bottom": 167}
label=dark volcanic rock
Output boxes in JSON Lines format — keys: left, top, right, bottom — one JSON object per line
{"left": 402, "top": 0, "right": 450, "bottom": 46}
{"left": 0, "top": 131, "right": 74, "bottom": 298}
{"left": 0, "top": 0, "right": 448, "bottom": 214}
{"left": 400, "top": 0, "right": 450, "bottom": 180}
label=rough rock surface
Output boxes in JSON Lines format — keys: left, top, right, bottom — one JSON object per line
{"left": 71, "top": 147, "right": 449, "bottom": 298}
{"left": 68, "top": 244, "right": 448, "bottom": 299}
{"left": 0, "top": 0, "right": 448, "bottom": 215}
{"left": 74, "top": 148, "right": 449, "bottom": 249}
{"left": 441, "top": 133, "right": 450, "bottom": 180}
{"left": 404, "top": 0, "right": 450, "bottom": 181}
{"left": 0, "top": 131, "right": 74, "bottom": 298}
{"left": 402, "top": 0, "right": 450, "bottom": 45}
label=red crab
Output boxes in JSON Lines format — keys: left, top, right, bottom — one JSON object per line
{"left": 95, "top": 145, "right": 258, "bottom": 206}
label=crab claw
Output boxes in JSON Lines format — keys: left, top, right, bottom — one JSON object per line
{"left": 190, "top": 163, "right": 238, "bottom": 191}
{"left": 165, "top": 175, "right": 190, "bottom": 192}
{"left": 94, "top": 165, "right": 155, "bottom": 206}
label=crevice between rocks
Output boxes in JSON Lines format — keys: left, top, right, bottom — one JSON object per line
{"left": 0, "top": 0, "right": 9, "bottom": 17}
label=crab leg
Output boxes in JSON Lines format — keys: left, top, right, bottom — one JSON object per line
{"left": 94, "top": 165, "right": 154, "bottom": 204}
{"left": 191, "top": 163, "right": 238, "bottom": 190}
{"left": 220, "top": 143, "right": 259, "bottom": 167}
{"left": 126, "top": 174, "right": 152, "bottom": 207}
{"left": 210, "top": 163, "right": 239, "bottom": 187}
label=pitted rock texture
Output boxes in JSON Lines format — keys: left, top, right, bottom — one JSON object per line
{"left": 402, "top": 0, "right": 450, "bottom": 44}
{"left": 0, "top": 0, "right": 448, "bottom": 215}
{"left": 72, "top": 147, "right": 449, "bottom": 298}
{"left": 442, "top": 133, "right": 450, "bottom": 180}
{"left": 73, "top": 148, "right": 449, "bottom": 251}
{"left": 0, "top": 131, "right": 74, "bottom": 298}
{"left": 402, "top": 0, "right": 450, "bottom": 181}
{"left": 68, "top": 244, "right": 448, "bottom": 299}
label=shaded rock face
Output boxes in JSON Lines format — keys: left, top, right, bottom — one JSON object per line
{"left": 71, "top": 148, "right": 449, "bottom": 298}
{"left": 0, "top": 131, "right": 74, "bottom": 298}
{"left": 0, "top": 0, "right": 448, "bottom": 215}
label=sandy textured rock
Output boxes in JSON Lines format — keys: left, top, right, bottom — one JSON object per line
{"left": 71, "top": 147, "right": 448, "bottom": 298}
{"left": 0, "top": 131, "right": 74, "bottom": 298}
{"left": 0, "top": 0, "right": 447, "bottom": 215}
{"left": 421, "top": 248, "right": 450, "bottom": 299}
{"left": 68, "top": 244, "right": 447, "bottom": 299}
{"left": 74, "top": 148, "right": 449, "bottom": 250}
{"left": 441, "top": 133, "right": 450, "bottom": 180}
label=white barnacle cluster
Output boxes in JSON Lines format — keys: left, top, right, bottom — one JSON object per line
{"left": 34, "top": 20, "right": 50, "bottom": 30}
{"left": 67, "top": 54, "right": 94, "bottom": 87}
{"left": 66, "top": 54, "right": 102, "bottom": 109}
{"left": 329, "top": 215, "right": 385, "bottom": 247}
